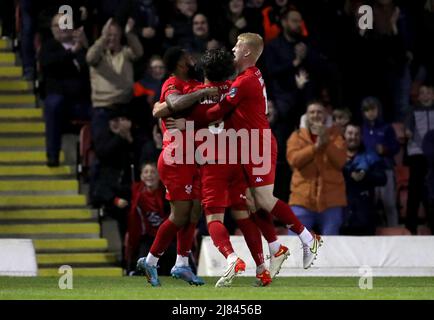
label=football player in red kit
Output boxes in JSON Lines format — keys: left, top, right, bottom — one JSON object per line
{"left": 137, "top": 47, "right": 217, "bottom": 287}
{"left": 168, "top": 34, "right": 323, "bottom": 276}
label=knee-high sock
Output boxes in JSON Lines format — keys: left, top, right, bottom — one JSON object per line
{"left": 252, "top": 209, "right": 278, "bottom": 243}
{"left": 149, "top": 219, "right": 180, "bottom": 257}
{"left": 236, "top": 217, "right": 264, "bottom": 266}
{"left": 177, "top": 222, "right": 196, "bottom": 256}
{"left": 207, "top": 220, "right": 234, "bottom": 258}
{"left": 270, "top": 200, "right": 304, "bottom": 234}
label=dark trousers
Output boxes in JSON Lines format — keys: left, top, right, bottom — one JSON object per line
{"left": 405, "top": 154, "right": 429, "bottom": 234}
{"left": 19, "top": 0, "right": 36, "bottom": 75}
{"left": 44, "top": 94, "right": 91, "bottom": 160}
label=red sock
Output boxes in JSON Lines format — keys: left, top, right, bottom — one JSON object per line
{"left": 236, "top": 218, "right": 264, "bottom": 266}
{"left": 207, "top": 220, "right": 234, "bottom": 258}
{"left": 149, "top": 219, "right": 180, "bottom": 257}
{"left": 177, "top": 222, "right": 196, "bottom": 256}
{"left": 270, "top": 200, "right": 304, "bottom": 234}
{"left": 252, "top": 209, "right": 278, "bottom": 243}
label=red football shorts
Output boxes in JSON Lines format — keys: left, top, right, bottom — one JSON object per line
{"left": 157, "top": 152, "right": 200, "bottom": 201}
{"left": 200, "top": 163, "right": 248, "bottom": 213}
{"left": 243, "top": 134, "right": 277, "bottom": 188}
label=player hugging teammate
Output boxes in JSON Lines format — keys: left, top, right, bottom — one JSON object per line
{"left": 137, "top": 33, "right": 323, "bottom": 288}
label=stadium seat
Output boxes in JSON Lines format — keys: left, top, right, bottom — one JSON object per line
{"left": 77, "top": 123, "right": 95, "bottom": 181}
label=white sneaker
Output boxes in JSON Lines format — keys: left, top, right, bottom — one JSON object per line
{"left": 215, "top": 258, "right": 246, "bottom": 287}
{"left": 269, "top": 245, "right": 290, "bottom": 278}
{"left": 303, "top": 233, "right": 323, "bottom": 269}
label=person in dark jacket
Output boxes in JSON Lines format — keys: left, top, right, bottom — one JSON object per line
{"left": 91, "top": 109, "right": 135, "bottom": 266}
{"left": 422, "top": 129, "right": 434, "bottom": 235}
{"left": 342, "top": 124, "right": 387, "bottom": 235}
{"left": 361, "top": 96, "right": 401, "bottom": 227}
{"left": 39, "top": 13, "right": 91, "bottom": 167}
{"left": 404, "top": 85, "right": 434, "bottom": 234}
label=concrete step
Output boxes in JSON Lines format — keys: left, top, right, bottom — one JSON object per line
{"left": 0, "top": 194, "right": 86, "bottom": 208}
{"left": 0, "top": 179, "right": 78, "bottom": 192}
{"left": 36, "top": 252, "right": 117, "bottom": 266}
{"left": 0, "top": 165, "right": 72, "bottom": 178}
{"left": 0, "top": 208, "right": 93, "bottom": 221}
{"left": 38, "top": 267, "right": 123, "bottom": 277}
{"left": 0, "top": 137, "right": 45, "bottom": 148}
{"left": 0, "top": 94, "right": 35, "bottom": 104}
{"left": 34, "top": 238, "right": 107, "bottom": 252}
{"left": 0, "top": 222, "right": 99, "bottom": 236}
{"left": 0, "top": 39, "right": 12, "bottom": 51}
{"left": 0, "top": 66, "right": 22, "bottom": 77}
{"left": 0, "top": 122, "right": 44, "bottom": 134}
{"left": 0, "top": 52, "right": 15, "bottom": 65}
{"left": 0, "top": 151, "right": 64, "bottom": 164}
{"left": 0, "top": 80, "right": 33, "bottom": 92}
{"left": 0, "top": 108, "right": 42, "bottom": 120}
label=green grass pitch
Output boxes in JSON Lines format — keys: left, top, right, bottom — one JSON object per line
{"left": 0, "top": 277, "right": 434, "bottom": 299}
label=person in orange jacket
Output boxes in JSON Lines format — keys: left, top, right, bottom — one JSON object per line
{"left": 286, "top": 101, "right": 348, "bottom": 235}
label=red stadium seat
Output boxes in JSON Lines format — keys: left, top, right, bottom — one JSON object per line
{"left": 77, "top": 123, "right": 95, "bottom": 180}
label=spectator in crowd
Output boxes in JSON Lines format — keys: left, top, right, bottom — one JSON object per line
{"left": 333, "top": 108, "right": 352, "bottom": 135}
{"left": 185, "top": 13, "right": 218, "bottom": 60}
{"left": 39, "top": 13, "right": 91, "bottom": 167}
{"left": 132, "top": 55, "right": 165, "bottom": 135}
{"left": 19, "top": 0, "right": 37, "bottom": 80}
{"left": 265, "top": 6, "right": 321, "bottom": 202}
{"left": 0, "top": 0, "right": 15, "bottom": 39}
{"left": 124, "top": 162, "right": 173, "bottom": 274}
{"left": 133, "top": 56, "right": 166, "bottom": 107}
{"left": 422, "top": 129, "right": 434, "bottom": 234}
{"left": 214, "top": 0, "right": 264, "bottom": 48}
{"left": 91, "top": 109, "right": 135, "bottom": 267}
{"left": 132, "top": 0, "right": 162, "bottom": 59}
{"left": 361, "top": 96, "right": 401, "bottom": 227}
{"left": 286, "top": 101, "right": 347, "bottom": 235}
{"left": 404, "top": 85, "right": 434, "bottom": 234}
{"left": 265, "top": 6, "right": 322, "bottom": 138}
{"left": 86, "top": 17, "right": 143, "bottom": 138}
{"left": 91, "top": 0, "right": 135, "bottom": 33}
{"left": 163, "top": 0, "right": 197, "bottom": 49}
{"left": 342, "top": 124, "right": 387, "bottom": 235}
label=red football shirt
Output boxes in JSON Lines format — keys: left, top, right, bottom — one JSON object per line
{"left": 159, "top": 75, "right": 201, "bottom": 150}
{"left": 187, "top": 81, "right": 232, "bottom": 163}
{"left": 206, "top": 66, "right": 270, "bottom": 132}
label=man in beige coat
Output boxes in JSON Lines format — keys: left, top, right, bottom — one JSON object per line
{"left": 286, "top": 101, "right": 348, "bottom": 235}
{"left": 87, "top": 17, "right": 144, "bottom": 138}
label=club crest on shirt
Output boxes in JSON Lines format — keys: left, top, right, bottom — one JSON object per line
{"left": 185, "top": 184, "right": 193, "bottom": 194}
{"left": 167, "top": 84, "right": 177, "bottom": 91}
{"left": 229, "top": 87, "right": 238, "bottom": 98}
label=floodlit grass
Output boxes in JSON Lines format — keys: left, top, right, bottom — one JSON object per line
{"left": 0, "top": 276, "right": 433, "bottom": 300}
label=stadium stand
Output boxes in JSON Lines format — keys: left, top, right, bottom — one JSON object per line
{"left": 0, "top": 34, "right": 122, "bottom": 277}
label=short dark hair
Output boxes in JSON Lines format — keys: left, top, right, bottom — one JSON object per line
{"left": 163, "top": 46, "right": 186, "bottom": 74}
{"left": 280, "top": 5, "right": 301, "bottom": 21}
{"left": 200, "top": 49, "right": 235, "bottom": 82}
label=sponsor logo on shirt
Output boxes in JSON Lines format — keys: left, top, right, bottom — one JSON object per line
{"left": 229, "top": 87, "right": 238, "bottom": 98}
